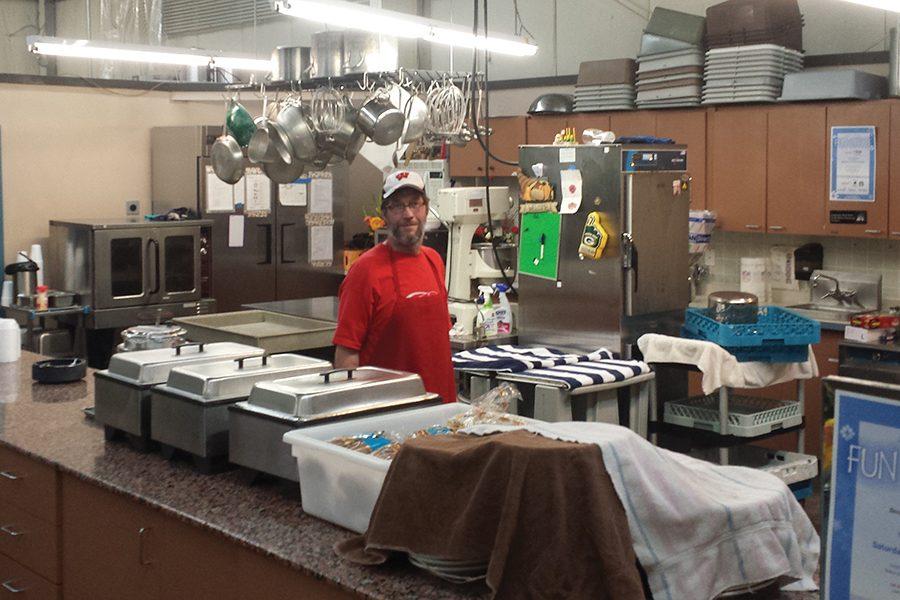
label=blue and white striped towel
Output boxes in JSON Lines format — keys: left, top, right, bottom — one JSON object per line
{"left": 511, "top": 359, "right": 651, "bottom": 390}
{"left": 452, "top": 345, "right": 615, "bottom": 373}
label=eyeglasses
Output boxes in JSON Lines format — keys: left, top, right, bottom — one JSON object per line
{"left": 383, "top": 197, "right": 426, "bottom": 213}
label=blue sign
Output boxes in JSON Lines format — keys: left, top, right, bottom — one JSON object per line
{"left": 825, "top": 389, "right": 900, "bottom": 599}
{"left": 829, "top": 126, "right": 876, "bottom": 202}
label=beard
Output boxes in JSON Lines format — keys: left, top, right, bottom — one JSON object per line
{"left": 389, "top": 218, "right": 425, "bottom": 249}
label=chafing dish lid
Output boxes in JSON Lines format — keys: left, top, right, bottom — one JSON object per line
{"left": 159, "top": 353, "right": 332, "bottom": 402}
{"left": 246, "top": 367, "right": 430, "bottom": 418}
{"left": 103, "top": 342, "right": 265, "bottom": 386}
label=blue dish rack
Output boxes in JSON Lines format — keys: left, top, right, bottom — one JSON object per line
{"left": 682, "top": 306, "right": 821, "bottom": 363}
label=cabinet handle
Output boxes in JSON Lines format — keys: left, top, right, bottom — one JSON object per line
{"left": 0, "top": 471, "right": 19, "bottom": 481}
{"left": 138, "top": 527, "right": 153, "bottom": 566}
{"left": 768, "top": 225, "right": 784, "bottom": 231}
{"left": 0, "top": 525, "right": 22, "bottom": 537}
{"left": 744, "top": 224, "right": 761, "bottom": 230}
{"left": 2, "top": 580, "right": 25, "bottom": 593}
{"left": 890, "top": 231, "right": 900, "bottom": 236}
{"left": 828, "top": 358, "right": 839, "bottom": 364}
{"left": 865, "top": 229, "right": 882, "bottom": 234}
{"left": 476, "top": 166, "right": 484, "bottom": 172}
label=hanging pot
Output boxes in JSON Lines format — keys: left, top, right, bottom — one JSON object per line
{"left": 263, "top": 154, "right": 307, "bottom": 184}
{"left": 357, "top": 92, "right": 405, "bottom": 145}
{"left": 275, "top": 102, "right": 319, "bottom": 161}
{"left": 400, "top": 93, "right": 428, "bottom": 143}
{"left": 211, "top": 134, "right": 245, "bottom": 184}
{"left": 225, "top": 99, "right": 256, "bottom": 147}
{"left": 322, "top": 98, "right": 366, "bottom": 163}
{"left": 248, "top": 116, "right": 293, "bottom": 164}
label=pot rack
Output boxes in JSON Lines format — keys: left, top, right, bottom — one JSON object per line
{"left": 224, "top": 68, "right": 479, "bottom": 93}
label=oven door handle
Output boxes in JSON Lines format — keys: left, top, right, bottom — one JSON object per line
{"left": 147, "top": 238, "right": 160, "bottom": 295}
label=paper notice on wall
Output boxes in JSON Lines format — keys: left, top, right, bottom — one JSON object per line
{"left": 205, "top": 165, "right": 234, "bottom": 213}
{"left": 559, "top": 168, "right": 583, "bottom": 214}
{"left": 244, "top": 168, "right": 271, "bottom": 212}
{"left": 228, "top": 215, "right": 245, "bottom": 248}
{"left": 309, "top": 177, "right": 333, "bottom": 214}
{"left": 770, "top": 246, "right": 799, "bottom": 291}
{"left": 279, "top": 178, "right": 310, "bottom": 206}
{"left": 830, "top": 126, "right": 876, "bottom": 202}
{"left": 233, "top": 176, "right": 246, "bottom": 208}
{"left": 309, "top": 225, "right": 333, "bottom": 263}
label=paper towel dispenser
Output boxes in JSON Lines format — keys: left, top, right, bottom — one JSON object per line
{"left": 794, "top": 243, "right": 823, "bottom": 281}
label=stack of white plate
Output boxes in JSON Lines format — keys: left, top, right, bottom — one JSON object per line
{"left": 574, "top": 83, "right": 636, "bottom": 112}
{"left": 702, "top": 44, "right": 803, "bottom": 105}
{"left": 635, "top": 48, "right": 704, "bottom": 109}
{"left": 408, "top": 553, "right": 488, "bottom": 584}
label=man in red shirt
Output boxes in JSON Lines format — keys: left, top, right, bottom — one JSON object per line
{"left": 332, "top": 170, "right": 456, "bottom": 403}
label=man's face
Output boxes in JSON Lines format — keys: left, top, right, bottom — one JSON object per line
{"left": 382, "top": 188, "right": 427, "bottom": 248}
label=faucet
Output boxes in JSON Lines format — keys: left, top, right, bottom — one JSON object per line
{"left": 811, "top": 273, "right": 864, "bottom": 308}
{"left": 689, "top": 263, "right": 709, "bottom": 301}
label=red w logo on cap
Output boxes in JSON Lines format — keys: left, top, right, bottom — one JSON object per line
{"left": 396, "top": 172, "right": 410, "bottom": 180}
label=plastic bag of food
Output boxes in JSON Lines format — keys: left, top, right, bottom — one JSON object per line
{"left": 329, "top": 431, "right": 401, "bottom": 455}
{"left": 447, "top": 382, "right": 526, "bottom": 430}
{"left": 409, "top": 424, "right": 455, "bottom": 439}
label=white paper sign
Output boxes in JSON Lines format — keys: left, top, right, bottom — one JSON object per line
{"left": 244, "top": 168, "right": 272, "bottom": 212}
{"left": 205, "top": 166, "right": 234, "bottom": 213}
{"left": 559, "top": 147, "right": 576, "bottom": 163}
{"left": 769, "top": 246, "right": 798, "bottom": 291}
{"left": 228, "top": 215, "right": 245, "bottom": 248}
{"left": 309, "top": 177, "right": 333, "bottom": 214}
{"left": 309, "top": 225, "right": 333, "bottom": 262}
{"left": 559, "top": 168, "right": 583, "bottom": 214}
{"left": 830, "top": 126, "right": 876, "bottom": 202}
{"left": 279, "top": 179, "right": 309, "bottom": 206}
{"left": 233, "top": 176, "right": 246, "bottom": 208}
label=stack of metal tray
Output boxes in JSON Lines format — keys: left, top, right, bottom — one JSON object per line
{"left": 150, "top": 353, "right": 332, "bottom": 472}
{"left": 172, "top": 310, "right": 336, "bottom": 354}
{"left": 229, "top": 367, "right": 442, "bottom": 482}
{"left": 94, "top": 342, "right": 264, "bottom": 450}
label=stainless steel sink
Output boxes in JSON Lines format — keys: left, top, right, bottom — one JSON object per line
{"left": 786, "top": 303, "right": 866, "bottom": 323}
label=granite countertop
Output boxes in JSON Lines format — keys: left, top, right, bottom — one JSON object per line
{"left": 0, "top": 352, "right": 487, "bottom": 600}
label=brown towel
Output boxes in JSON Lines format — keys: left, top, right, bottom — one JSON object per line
{"left": 335, "top": 430, "right": 644, "bottom": 599}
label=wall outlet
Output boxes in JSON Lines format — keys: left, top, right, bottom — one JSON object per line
{"left": 125, "top": 200, "right": 140, "bottom": 216}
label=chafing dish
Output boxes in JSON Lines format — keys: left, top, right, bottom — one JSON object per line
{"left": 149, "top": 353, "right": 331, "bottom": 470}
{"left": 94, "top": 342, "right": 264, "bottom": 450}
{"left": 228, "top": 367, "right": 441, "bottom": 481}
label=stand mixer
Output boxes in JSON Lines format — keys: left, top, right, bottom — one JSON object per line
{"left": 435, "top": 187, "right": 513, "bottom": 336}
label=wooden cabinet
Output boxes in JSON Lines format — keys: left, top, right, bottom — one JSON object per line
{"left": 526, "top": 115, "right": 567, "bottom": 146}
{"left": 60, "top": 474, "right": 356, "bottom": 600}
{"left": 567, "top": 113, "right": 611, "bottom": 138}
{"left": 0, "top": 501, "right": 60, "bottom": 583}
{"left": 448, "top": 116, "right": 525, "bottom": 178}
{"left": 655, "top": 110, "right": 707, "bottom": 209}
{"left": 708, "top": 107, "right": 768, "bottom": 232}
{"left": 825, "top": 101, "right": 891, "bottom": 237}
{"left": 0, "top": 447, "right": 58, "bottom": 525}
{"left": 609, "top": 111, "right": 656, "bottom": 138}
{"left": 0, "top": 552, "right": 59, "bottom": 600}
{"left": 767, "top": 105, "right": 828, "bottom": 235}
{"left": 889, "top": 100, "right": 900, "bottom": 239}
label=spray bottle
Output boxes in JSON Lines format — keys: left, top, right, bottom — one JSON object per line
{"left": 477, "top": 285, "right": 498, "bottom": 337}
{"left": 493, "top": 283, "right": 513, "bottom": 334}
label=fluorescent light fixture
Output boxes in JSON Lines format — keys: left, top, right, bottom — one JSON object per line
{"left": 273, "top": 0, "right": 538, "bottom": 57}
{"left": 840, "top": 0, "right": 900, "bottom": 11}
{"left": 26, "top": 36, "right": 273, "bottom": 72}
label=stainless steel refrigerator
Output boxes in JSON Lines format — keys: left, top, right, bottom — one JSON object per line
{"left": 151, "top": 126, "right": 383, "bottom": 312}
{"left": 517, "top": 144, "right": 691, "bottom": 356}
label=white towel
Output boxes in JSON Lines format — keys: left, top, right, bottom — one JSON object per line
{"left": 463, "top": 420, "right": 819, "bottom": 600}
{"left": 637, "top": 333, "right": 819, "bottom": 395}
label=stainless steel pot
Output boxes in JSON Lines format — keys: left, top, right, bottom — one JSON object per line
{"left": 400, "top": 94, "right": 428, "bottom": 143}
{"left": 275, "top": 102, "right": 318, "bottom": 161}
{"left": 341, "top": 32, "right": 398, "bottom": 75}
{"left": 310, "top": 31, "right": 344, "bottom": 78}
{"left": 321, "top": 99, "right": 366, "bottom": 163}
{"left": 121, "top": 324, "right": 188, "bottom": 351}
{"left": 707, "top": 291, "right": 759, "bottom": 324}
{"left": 211, "top": 134, "right": 245, "bottom": 184}
{"left": 249, "top": 116, "right": 293, "bottom": 164}
{"left": 263, "top": 154, "right": 307, "bottom": 184}
{"left": 357, "top": 93, "right": 405, "bottom": 145}
{"left": 271, "top": 46, "right": 312, "bottom": 82}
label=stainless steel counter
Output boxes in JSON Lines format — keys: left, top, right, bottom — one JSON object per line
{"left": 243, "top": 297, "right": 340, "bottom": 323}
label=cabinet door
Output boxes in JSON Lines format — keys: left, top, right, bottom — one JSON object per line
{"left": 656, "top": 110, "right": 707, "bottom": 209}
{"left": 526, "top": 115, "right": 567, "bottom": 146}
{"left": 234, "top": 546, "right": 358, "bottom": 600}
{"left": 825, "top": 101, "right": 890, "bottom": 237}
{"left": 767, "top": 105, "right": 827, "bottom": 235}
{"left": 890, "top": 100, "right": 900, "bottom": 240}
{"left": 61, "top": 475, "right": 159, "bottom": 600}
{"left": 487, "top": 116, "right": 527, "bottom": 177}
{"left": 568, "top": 113, "right": 611, "bottom": 139}
{"left": 156, "top": 517, "right": 239, "bottom": 600}
{"left": 708, "top": 107, "right": 767, "bottom": 232}
{"left": 609, "top": 112, "right": 657, "bottom": 138}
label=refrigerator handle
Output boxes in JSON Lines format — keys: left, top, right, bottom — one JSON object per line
{"left": 147, "top": 238, "right": 160, "bottom": 295}
{"left": 257, "top": 224, "right": 272, "bottom": 265}
{"left": 280, "top": 223, "right": 296, "bottom": 264}
{"left": 622, "top": 232, "right": 637, "bottom": 292}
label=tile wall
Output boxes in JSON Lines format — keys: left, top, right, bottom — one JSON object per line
{"left": 697, "top": 232, "right": 900, "bottom": 306}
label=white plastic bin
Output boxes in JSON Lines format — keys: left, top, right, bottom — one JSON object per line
{"left": 283, "top": 403, "right": 470, "bottom": 533}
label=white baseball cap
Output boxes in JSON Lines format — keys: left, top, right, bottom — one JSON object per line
{"left": 382, "top": 170, "right": 426, "bottom": 200}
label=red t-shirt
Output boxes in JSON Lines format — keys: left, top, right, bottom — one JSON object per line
{"left": 333, "top": 243, "right": 450, "bottom": 366}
